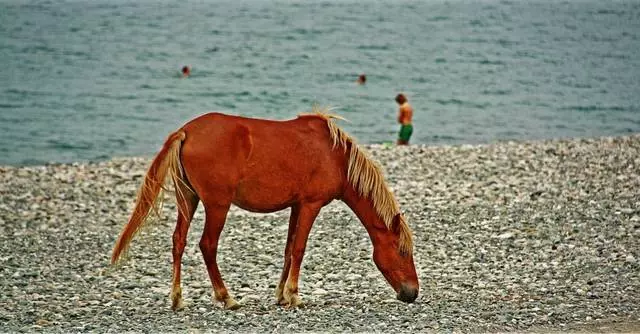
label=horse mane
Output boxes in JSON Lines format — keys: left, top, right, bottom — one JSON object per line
{"left": 298, "top": 106, "right": 414, "bottom": 255}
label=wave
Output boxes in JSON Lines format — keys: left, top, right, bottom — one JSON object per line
{"left": 434, "top": 98, "right": 491, "bottom": 109}
{"left": 594, "top": 9, "right": 625, "bottom": 16}
{"left": 435, "top": 98, "right": 464, "bottom": 106}
{"left": 478, "top": 59, "right": 506, "bottom": 66}
{"left": 77, "top": 92, "right": 139, "bottom": 101}
{"left": 356, "top": 44, "right": 391, "bottom": 51}
{"left": 559, "top": 106, "right": 629, "bottom": 112}
{"left": 151, "top": 97, "right": 184, "bottom": 104}
{"left": 481, "top": 89, "right": 511, "bottom": 96}
{"left": 46, "top": 139, "right": 94, "bottom": 151}
{"left": 428, "top": 16, "right": 449, "bottom": 22}
{"left": 20, "top": 45, "right": 57, "bottom": 54}
{"left": 0, "top": 103, "right": 24, "bottom": 109}
{"left": 4, "top": 88, "right": 54, "bottom": 97}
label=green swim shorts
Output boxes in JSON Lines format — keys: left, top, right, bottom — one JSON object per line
{"left": 398, "top": 124, "right": 413, "bottom": 142}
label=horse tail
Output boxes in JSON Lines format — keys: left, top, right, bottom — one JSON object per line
{"left": 111, "top": 130, "right": 191, "bottom": 265}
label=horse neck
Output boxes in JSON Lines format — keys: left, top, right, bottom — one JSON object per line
{"left": 341, "top": 185, "right": 387, "bottom": 242}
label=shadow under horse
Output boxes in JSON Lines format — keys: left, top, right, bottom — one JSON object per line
{"left": 111, "top": 107, "right": 419, "bottom": 310}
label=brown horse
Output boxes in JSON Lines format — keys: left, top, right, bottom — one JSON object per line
{"left": 111, "top": 107, "right": 418, "bottom": 310}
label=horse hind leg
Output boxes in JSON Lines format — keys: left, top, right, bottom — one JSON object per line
{"left": 170, "top": 184, "right": 200, "bottom": 311}
{"left": 199, "top": 201, "right": 240, "bottom": 310}
{"left": 275, "top": 205, "right": 300, "bottom": 304}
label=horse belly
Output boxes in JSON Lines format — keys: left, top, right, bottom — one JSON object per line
{"left": 232, "top": 181, "right": 299, "bottom": 213}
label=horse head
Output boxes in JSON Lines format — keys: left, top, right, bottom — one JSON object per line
{"left": 370, "top": 213, "right": 419, "bottom": 303}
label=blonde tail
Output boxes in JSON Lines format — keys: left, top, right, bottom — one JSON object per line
{"left": 111, "top": 130, "right": 190, "bottom": 265}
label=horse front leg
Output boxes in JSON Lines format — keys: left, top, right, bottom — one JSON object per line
{"left": 275, "top": 205, "right": 300, "bottom": 304}
{"left": 282, "top": 202, "right": 322, "bottom": 308}
{"left": 199, "top": 202, "right": 240, "bottom": 310}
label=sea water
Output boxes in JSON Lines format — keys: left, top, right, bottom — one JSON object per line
{"left": 1, "top": 0, "right": 639, "bottom": 165}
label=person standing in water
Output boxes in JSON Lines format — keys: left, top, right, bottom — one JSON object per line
{"left": 356, "top": 74, "right": 366, "bottom": 85}
{"left": 395, "top": 93, "right": 413, "bottom": 145}
{"left": 181, "top": 65, "right": 191, "bottom": 78}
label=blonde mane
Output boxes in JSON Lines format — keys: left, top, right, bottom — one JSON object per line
{"left": 299, "top": 106, "right": 414, "bottom": 255}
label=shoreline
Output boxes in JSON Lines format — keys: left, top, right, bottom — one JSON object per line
{"left": 1, "top": 134, "right": 639, "bottom": 332}
{"left": 4, "top": 132, "right": 637, "bottom": 169}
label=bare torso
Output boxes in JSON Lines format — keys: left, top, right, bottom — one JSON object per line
{"left": 398, "top": 103, "right": 413, "bottom": 125}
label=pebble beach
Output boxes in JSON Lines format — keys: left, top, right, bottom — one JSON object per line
{"left": 1, "top": 135, "right": 639, "bottom": 333}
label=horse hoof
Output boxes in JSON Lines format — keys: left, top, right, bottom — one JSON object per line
{"left": 171, "top": 298, "right": 185, "bottom": 311}
{"left": 277, "top": 295, "right": 288, "bottom": 306}
{"left": 284, "top": 295, "right": 304, "bottom": 309}
{"left": 285, "top": 301, "right": 304, "bottom": 309}
{"left": 170, "top": 288, "right": 184, "bottom": 311}
{"left": 224, "top": 298, "right": 242, "bottom": 310}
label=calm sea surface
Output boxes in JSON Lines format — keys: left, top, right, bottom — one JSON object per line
{"left": 1, "top": 0, "right": 639, "bottom": 166}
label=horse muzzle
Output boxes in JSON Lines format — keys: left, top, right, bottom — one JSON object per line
{"left": 396, "top": 283, "right": 418, "bottom": 303}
